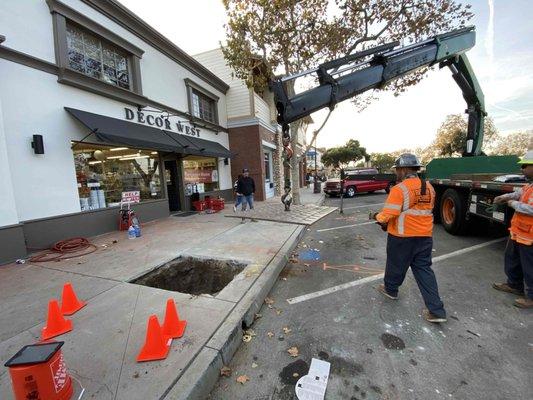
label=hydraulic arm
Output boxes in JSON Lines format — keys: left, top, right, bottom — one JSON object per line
{"left": 270, "top": 26, "right": 486, "bottom": 156}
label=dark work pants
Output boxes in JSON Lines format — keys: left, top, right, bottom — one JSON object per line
{"left": 504, "top": 238, "right": 533, "bottom": 299}
{"left": 385, "top": 235, "right": 446, "bottom": 318}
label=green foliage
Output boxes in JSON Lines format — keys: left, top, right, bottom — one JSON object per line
{"left": 322, "top": 139, "right": 368, "bottom": 168}
{"left": 432, "top": 114, "right": 498, "bottom": 156}
{"left": 370, "top": 153, "right": 396, "bottom": 172}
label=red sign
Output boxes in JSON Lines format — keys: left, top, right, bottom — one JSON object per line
{"left": 121, "top": 190, "right": 140, "bottom": 203}
{"left": 184, "top": 170, "right": 214, "bottom": 183}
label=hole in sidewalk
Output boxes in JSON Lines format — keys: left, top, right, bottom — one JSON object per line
{"left": 131, "top": 256, "right": 247, "bottom": 295}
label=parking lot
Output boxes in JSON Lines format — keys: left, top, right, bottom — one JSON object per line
{"left": 209, "top": 191, "right": 532, "bottom": 400}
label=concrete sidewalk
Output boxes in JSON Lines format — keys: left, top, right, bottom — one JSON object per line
{"left": 0, "top": 195, "right": 328, "bottom": 399}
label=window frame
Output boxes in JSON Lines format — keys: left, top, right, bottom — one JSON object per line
{"left": 47, "top": 0, "right": 146, "bottom": 105}
{"left": 185, "top": 78, "right": 219, "bottom": 125}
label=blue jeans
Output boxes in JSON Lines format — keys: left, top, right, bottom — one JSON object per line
{"left": 504, "top": 238, "right": 533, "bottom": 299}
{"left": 235, "top": 194, "right": 254, "bottom": 211}
{"left": 384, "top": 235, "right": 446, "bottom": 318}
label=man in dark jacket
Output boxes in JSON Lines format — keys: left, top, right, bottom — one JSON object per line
{"left": 236, "top": 168, "right": 255, "bottom": 211}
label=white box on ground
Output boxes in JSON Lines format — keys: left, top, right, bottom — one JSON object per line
{"left": 295, "top": 358, "right": 330, "bottom": 400}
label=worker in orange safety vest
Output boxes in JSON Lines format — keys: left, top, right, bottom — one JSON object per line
{"left": 370, "top": 153, "right": 446, "bottom": 323}
{"left": 492, "top": 150, "right": 533, "bottom": 308}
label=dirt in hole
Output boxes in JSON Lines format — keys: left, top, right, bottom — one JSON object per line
{"left": 131, "top": 256, "right": 246, "bottom": 295}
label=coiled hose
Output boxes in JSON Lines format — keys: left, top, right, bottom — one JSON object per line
{"left": 29, "top": 237, "right": 97, "bottom": 262}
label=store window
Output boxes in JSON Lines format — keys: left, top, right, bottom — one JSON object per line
{"left": 183, "top": 156, "right": 219, "bottom": 195}
{"left": 191, "top": 90, "right": 217, "bottom": 124}
{"left": 66, "top": 23, "right": 131, "bottom": 90}
{"left": 72, "top": 143, "right": 162, "bottom": 211}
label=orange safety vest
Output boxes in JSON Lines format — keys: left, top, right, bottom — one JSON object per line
{"left": 378, "top": 176, "right": 435, "bottom": 237}
{"left": 510, "top": 183, "right": 533, "bottom": 245}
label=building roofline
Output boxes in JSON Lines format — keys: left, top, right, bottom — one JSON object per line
{"left": 80, "top": 0, "right": 229, "bottom": 94}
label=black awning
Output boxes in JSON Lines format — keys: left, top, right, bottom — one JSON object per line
{"left": 65, "top": 107, "right": 232, "bottom": 158}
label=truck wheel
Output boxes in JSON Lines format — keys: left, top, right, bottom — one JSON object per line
{"left": 385, "top": 182, "right": 394, "bottom": 194}
{"left": 440, "top": 188, "right": 468, "bottom": 235}
{"left": 345, "top": 186, "right": 356, "bottom": 198}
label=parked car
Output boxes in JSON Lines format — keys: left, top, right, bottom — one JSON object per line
{"left": 324, "top": 168, "right": 395, "bottom": 198}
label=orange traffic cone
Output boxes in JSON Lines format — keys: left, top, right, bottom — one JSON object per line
{"left": 42, "top": 300, "right": 73, "bottom": 340}
{"left": 137, "top": 315, "right": 171, "bottom": 362}
{"left": 60, "top": 282, "right": 87, "bottom": 315}
{"left": 162, "top": 298, "right": 187, "bottom": 340}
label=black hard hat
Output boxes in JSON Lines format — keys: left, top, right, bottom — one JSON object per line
{"left": 392, "top": 153, "right": 423, "bottom": 169}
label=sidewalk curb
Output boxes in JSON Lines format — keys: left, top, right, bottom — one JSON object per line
{"left": 164, "top": 225, "right": 305, "bottom": 400}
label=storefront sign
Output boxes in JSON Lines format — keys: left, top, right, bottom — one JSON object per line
{"left": 124, "top": 108, "right": 201, "bottom": 137}
{"left": 121, "top": 190, "right": 140, "bottom": 203}
{"left": 184, "top": 170, "right": 214, "bottom": 183}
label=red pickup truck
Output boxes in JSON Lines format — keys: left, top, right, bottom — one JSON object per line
{"left": 324, "top": 168, "right": 396, "bottom": 198}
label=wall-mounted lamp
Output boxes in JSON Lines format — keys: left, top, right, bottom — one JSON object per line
{"left": 223, "top": 158, "right": 229, "bottom": 165}
{"left": 31, "top": 134, "right": 44, "bottom": 154}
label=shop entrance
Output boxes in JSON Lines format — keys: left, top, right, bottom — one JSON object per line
{"left": 164, "top": 160, "right": 181, "bottom": 212}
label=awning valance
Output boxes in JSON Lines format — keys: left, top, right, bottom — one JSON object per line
{"left": 65, "top": 107, "right": 232, "bottom": 158}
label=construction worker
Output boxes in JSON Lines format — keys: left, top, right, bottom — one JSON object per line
{"left": 492, "top": 150, "right": 533, "bottom": 308}
{"left": 371, "top": 153, "right": 446, "bottom": 323}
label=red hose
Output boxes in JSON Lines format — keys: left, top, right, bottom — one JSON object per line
{"left": 29, "top": 237, "right": 97, "bottom": 262}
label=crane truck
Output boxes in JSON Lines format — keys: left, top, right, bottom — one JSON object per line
{"left": 270, "top": 26, "right": 524, "bottom": 235}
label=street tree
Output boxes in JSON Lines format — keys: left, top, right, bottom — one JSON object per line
{"left": 322, "top": 139, "right": 368, "bottom": 169}
{"left": 432, "top": 114, "right": 498, "bottom": 156}
{"left": 222, "top": 0, "right": 472, "bottom": 204}
{"left": 490, "top": 131, "right": 532, "bottom": 156}
{"left": 370, "top": 152, "right": 396, "bottom": 172}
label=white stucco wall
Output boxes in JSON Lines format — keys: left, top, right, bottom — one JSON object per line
{"left": 0, "top": 61, "right": 232, "bottom": 223}
{"left": 0, "top": 0, "right": 228, "bottom": 127}
{"left": 0, "top": 97, "right": 20, "bottom": 226}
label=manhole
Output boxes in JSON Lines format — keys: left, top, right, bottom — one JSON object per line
{"left": 131, "top": 256, "right": 247, "bottom": 295}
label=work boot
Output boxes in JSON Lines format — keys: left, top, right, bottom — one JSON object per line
{"left": 423, "top": 309, "right": 447, "bottom": 323}
{"left": 377, "top": 284, "right": 398, "bottom": 300}
{"left": 492, "top": 283, "right": 524, "bottom": 296}
{"left": 514, "top": 297, "right": 533, "bottom": 309}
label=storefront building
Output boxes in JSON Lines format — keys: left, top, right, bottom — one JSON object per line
{"left": 0, "top": 0, "right": 233, "bottom": 264}
{"left": 195, "top": 48, "right": 283, "bottom": 200}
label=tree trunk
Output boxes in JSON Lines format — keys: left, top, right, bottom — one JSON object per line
{"left": 290, "top": 121, "right": 301, "bottom": 205}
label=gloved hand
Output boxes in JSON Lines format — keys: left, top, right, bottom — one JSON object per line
{"left": 376, "top": 221, "right": 388, "bottom": 231}
{"left": 369, "top": 211, "right": 379, "bottom": 220}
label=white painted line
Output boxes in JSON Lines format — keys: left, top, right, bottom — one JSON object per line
{"left": 342, "top": 202, "right": 385, "bottom": 210}
{"left": 286, "top": 236, "right": 507, "bottom": 305}
{"left": 287, "top": 273, "right": 384, "bottom": 304}
{"left": 316, "top": 221, "right": 376, "bottom": 233}
{"left": 431, "top": 237, "right": 506, "bottom": 263}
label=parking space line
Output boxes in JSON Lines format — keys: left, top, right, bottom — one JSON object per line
{"left": 317, "top": 221, "right": 376, "bottom": 232}
{"left": 286, "top": 237, "right": 507, "bottom": 305}
{"left": 342, "top": 202, "right": 385, "bottom": 210}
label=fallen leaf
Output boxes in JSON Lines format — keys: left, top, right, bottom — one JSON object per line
{"left": 254, "top": 313, "right": 262, "bottom": 320}
{"left": 244, "top": 329, "right": 256, "bottom": 337}
{"left": 236, "top": 375, "right": 249, "bottom": 384}
{"left": 293, "top": 373, "right": 299, "bottom": 378}
{"left": 287, "top": 346, "right": 299, "bottom": 357}
{"left": 276, "top": 309, "right": 282, "bottom": 315}
{"left": 220, "top": 366, "right": 232, "bottom": 377}
{"left": 252, "top": 362, "right": 258, "bottom": 368}
{"left": 265, "top": 297, "right": 274, "bottom": 305}
{"left": 304, "top": 263, "right": 310, "bottom": 267}
{"left": 133, "top": 371, "right": 139, "bottom": 378}
{"left": 281, "top": 277, "right": 287, "bottom": 281}
{"left": 283, "top": 327, "right": 292, "bottom": 334}
{"left": 267, "top": 331, "right": 274, "bottom": 338}
{"left": 242, "top": 334, "right": 252, "bottom": 343}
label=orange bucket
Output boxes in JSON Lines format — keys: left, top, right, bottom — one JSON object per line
{"left": 4, "top": 341, "right": 73, "bottom": 400}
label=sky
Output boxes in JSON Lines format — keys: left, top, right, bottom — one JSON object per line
{"left": 120, "top": 0, "right": 533, "bottom": 153}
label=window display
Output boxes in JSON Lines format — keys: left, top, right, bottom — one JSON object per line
{"left": 72, "top": 143, "right": 162, "bottom": 211}
{"left": 183, "top": 156, "right": 219, "bottom": 193}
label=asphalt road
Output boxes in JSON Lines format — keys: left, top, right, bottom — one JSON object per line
{"left": 208, "top": 192, "right": 532, "bottom": 400}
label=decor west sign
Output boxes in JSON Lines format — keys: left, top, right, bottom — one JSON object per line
{"left": 124, "top": 107, "right": 201, "bottom": 137}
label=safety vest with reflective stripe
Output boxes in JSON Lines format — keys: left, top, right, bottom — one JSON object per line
{"left": 377, "top": 177, "right": 435, "bottom": 237}
{"left": 510, "top": 183, "right": 533, "bottom": 245}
